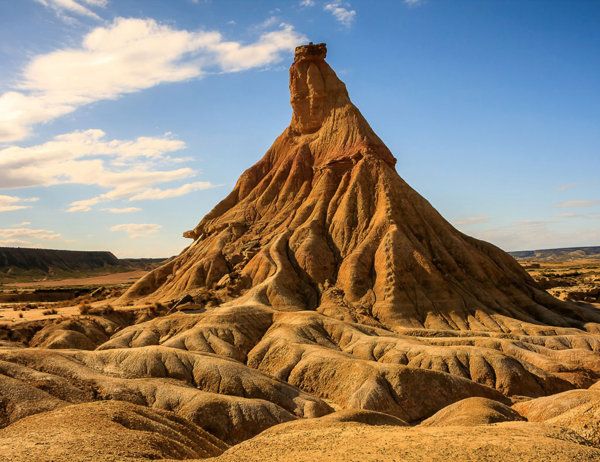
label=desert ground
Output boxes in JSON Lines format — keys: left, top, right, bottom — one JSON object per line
{"left": 0, "top": 43, "right": 599, "bottom": 462}
{"left": 1, "top": 253, "right": 599, "bottom": 461}
{"left": 6, "top": 269, "right": 148, "bottom": 288}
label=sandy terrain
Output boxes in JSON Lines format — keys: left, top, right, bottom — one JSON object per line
{"left": 520, "top": 257, "right": 600, "bottom": 303}
{"left": 5, "top": 270, "right": 148, "bottom": 288}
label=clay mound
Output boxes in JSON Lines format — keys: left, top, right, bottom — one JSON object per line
{"left": 513, "top": 386, "right": 600, "bottom": 446}
{"left": 121, "top": 43, "right": 600, "bottom": 336}
{"left": 212, "top": 418, "right": 600, "bottom": 462}
{"left": 420, "top": 397, "right": 525, "bottom": 427}
{"left": 98, "top": 306, "right": 594, "bottom": 397}
{"left": 29, "top": 314, "right": 132, "bottom": 350}
{"left": 304, "top": 409, "right": 408, "bottom": 426}
{"left": 0, "top": 400, "right": 227, "bottom": 462}
{"left": 0, "top": 346, "right": 330, "bottom": 444}
{"left": 99, "top": 306, "right": 273, "bottom": 362}
{"left": 70, "top": 345, "right": 332, "bottom": 418}
{"left": 95, "top": 307, "right": 529, "bottom": 423}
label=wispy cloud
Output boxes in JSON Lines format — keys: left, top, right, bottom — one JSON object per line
{"left": 558, "top": 211, "right": 600, "bottom": 220}
{"left": 0, "top": 195, "right": 39, "bottom": 213}
{"left": 102, "top": 207, "right": 141, "bottom": 214}
{"left": 324, "top": 1, "right": 356, "bottom": 27}
{"left": 0, "top": 129, "right": 215, "bottom": 212}
{"left": 453, "top": 215, "right": 489, "bottom": 226}
{"left": 0, "top": 17, "right": 305, "bottom": 142}
{"left": 466, "top": 219, "right": 600, "bottom": 251}
{"left": 110, "top": 223, "right": 161, "bottom": 238}
{"left": 35, "top": 0, "right": 108, "bottom": 21}
{"left": 300, "top": 0, "right": 316, "bottom": 6}
{"left": 555, "top": 199, "right": 600, "bottom": 208}
{"left": 128, "top": 181, "right": 215, "bottom": 201}
{"left": 0, "top": 225, "right": 61, "bottom": 246}
{"left": 403, "top": 0, "right": 425, "bottom": 6}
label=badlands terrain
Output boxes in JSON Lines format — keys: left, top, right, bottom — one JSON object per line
{"left": 0, "top": 44, "right": 599, "bottom": 461}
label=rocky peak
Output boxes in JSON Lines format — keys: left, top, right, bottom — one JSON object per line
{"left": 294, "top": 42, "right": 327, "bottom": 62}
{"left": 290, "top": 42, "right": 350, "bottom": 134}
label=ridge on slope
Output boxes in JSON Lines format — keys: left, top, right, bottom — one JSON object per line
{"left": 122, "top": 42, "right": 600, "bottom": 334}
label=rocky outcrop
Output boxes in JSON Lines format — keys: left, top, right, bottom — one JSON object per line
{"left": 121, "top": 43, "right": 600, "bottom": 336}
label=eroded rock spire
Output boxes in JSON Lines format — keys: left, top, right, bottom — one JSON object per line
{"left": 122, "top": 43, "right": 600, "bottom": 338}
{"left": 290, "top": 43, "right": 350, "bottom": 134}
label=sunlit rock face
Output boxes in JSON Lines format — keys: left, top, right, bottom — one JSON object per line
{"left": 290, "top": 43, "right": 349, "bottom": 134}
{"left": 122, "top": 43, "right": 600, "bottom": 342}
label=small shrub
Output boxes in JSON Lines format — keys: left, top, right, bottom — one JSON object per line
{"left": 42, "top": 308, "right": 58, "bottom": 316}
{"left": 79, "top": 303, "right": 92, "bottom": 315}
{"left": 18, "top": 313, "right": 23, "bottom": 318}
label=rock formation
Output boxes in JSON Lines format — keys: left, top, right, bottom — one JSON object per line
{"left": 123, "top": 43, "right": 600, "bottom": 335}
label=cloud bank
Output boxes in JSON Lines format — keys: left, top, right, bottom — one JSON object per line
{"left": 0, "top": 195, "right": 39, "bottom": 213}
{"left": 0, "top": 225, "right": 61, "bottom": 246}
{"left": 0, "top": 17, "right": 305, "bottom": 142}
{"left": 110, "top": 223, "right": 161, "bottom": 238}
{"left": 0, "top": 129, "right": 215, "bottom": 213}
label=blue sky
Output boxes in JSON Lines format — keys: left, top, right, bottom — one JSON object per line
{"left": 0, "top": 0, "right": 598, "bottom": 257}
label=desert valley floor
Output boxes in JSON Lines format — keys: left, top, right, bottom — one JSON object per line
{"left": 1, "top": 253, "right": 599, "bottom": 461}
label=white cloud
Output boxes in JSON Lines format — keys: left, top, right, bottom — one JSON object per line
{"left": 556, "top": 199, "right": 600, "bottom": 208}
{"left": 0, "top": 195, "right": 39, "bottom": 213}
{"left": 0, "top": 17, "right": 305, "bottom": 142}
{"left": 0, "top": 129, "right": 215, "bottom": 212}
{"left": 128, "top": 181, "right": 215, "bottom": 201}
{"left": 35, "top": 0, "right": 107, "bottom": 21}
{"left": 102, "top": 207, "right": 141, "bottom": 214}
{"left": 324, "top": 1, "right": 356, "bottom": 27}
{"left": 255, "top": 16, "right": 280, "bottom": 30}
{"left": 300, "top": 0, "right": 316, "bottom": 7}
{"left": 0, "top": 225, "right": 61, "bottom": 246}
{"left": 558, "top": 212, "right": 600, "bottom": 220}
{"left": 110, "top": 223, "right": 161, "bottom": 238}
{"left": 453, "top": 215, "right": 489, "bottom": 226}
{"left": 466, "top": 219, "right": 600, "bottom": 251}
{"left": 404, "top": 0, "right": 424, "bottom": 5}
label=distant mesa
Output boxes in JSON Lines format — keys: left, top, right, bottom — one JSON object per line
{"left": 509, "top": 245, "right": 600, "bottom": 261}
{"left": 0, "top": 246, "right": 165, "bottom": 283}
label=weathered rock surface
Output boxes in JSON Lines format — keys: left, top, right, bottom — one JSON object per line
{"left": 210, "top": 417, "right": 600, "bottom": 462}
{"left": 513, "top": 384, "right": 600, "bottom": 447}
{"left": 0, "top": 400, "right": 228, "bottom": 462}
{"left": 420, "top": 397, "right": 525, "bottom": 426}
{"left": 122, "top": 44, "right": 600, "bottom": 338}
